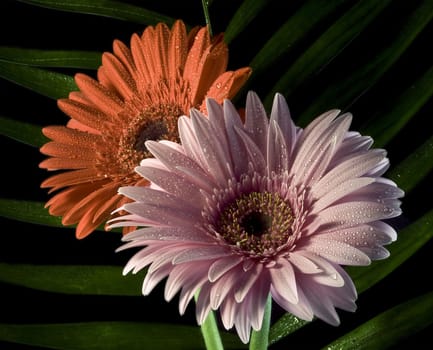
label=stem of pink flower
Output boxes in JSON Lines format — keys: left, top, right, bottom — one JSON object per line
{"left": 249, "top": 294, "right": 272, "bottom": 350}
{"left": 200, "top": 310, "right": 225, "bottom": 350}
{"left": 195, "top": 292, "right": 224, "bottom": 350}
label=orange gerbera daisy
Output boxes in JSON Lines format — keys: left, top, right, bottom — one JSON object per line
{"left": 39, "top": 20, "right": 251, "bottom": 239}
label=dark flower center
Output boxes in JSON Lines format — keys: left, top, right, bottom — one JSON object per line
{"left": 240, "top": 211, "right": 273, "bottom": 236}
{"left": 217, "top": 191, "right": 294, "bottom": 255}
{"left": 112, "top": 103, "right": 183, "bottom": 177}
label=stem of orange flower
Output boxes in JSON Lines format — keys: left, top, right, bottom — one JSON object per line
{"left": 195, "top": 292, "right": 224, "bottom": 350}
{"left": 201, "top": 0, "right": 213, "bottom": 37}
{"left": 249, "top": 294, "right": 272, "bottom": 350}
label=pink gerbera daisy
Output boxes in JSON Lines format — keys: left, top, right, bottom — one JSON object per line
{"left": 111, "top": 91, "right": 403, "bottom": 343}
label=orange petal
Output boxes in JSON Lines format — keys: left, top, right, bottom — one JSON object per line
{"left": 74, "top": 73, "right": 124, "bottom": 118}
{"left": 112, "top": 39, "right": 136, "bottom": 77}
{"left": 39, "top": 158, "right": 95, "bottom": 170}
{"left": 168, "top": 20, "right": 188, "bottom": 77}
{"left": 101, "top": 52, "right": 137, "bottom": 99}
{"left": 58, "top": 99, "right": 109, "bottom": 131}
{"left": 45, "top": 181, "right": 105, "bottom": 216}
{"left": 130, "top": 33, "right": 152, "bottom": 83}
{"left": 42, "top": 126, "right": 100, "bottom": 147}
{"left": 152, "top": 22, "right": 170, "bottom": 79}
{"left": 40, "top": 142, "right": 94, "bottom": 160}
{"left": 191, "top": 40, "right": 229, "bottom": 106}
{"left": 66, "top": 119, "right": 101, "bottom": 134}
{"left": 183, "top": 26, "right": 211, "bottom": 97}
{"left": 41, "top": 168, "right": 100, "bottom": 189}
{"left": 201, "top": 67, "right": 252, "bottom": 111}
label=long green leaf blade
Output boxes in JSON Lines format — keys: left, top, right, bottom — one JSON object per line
{"left": 17, "top": 0, "right": 175, "bottom": 26}
{"left": 0, "top": 198, "right": 65, "bottom": 228}
{"left": 0, "top": 116, "right": 46, "bottom": 147}
{"left": 0, "top": 322, "right": 246, "bottom": 350}
{"left": 244, "top": 0, "right": 349, "bottom": 90}
{"left": 296, "top": 0, "right": 433, "bottom": 125}
{"left": 0, "top": 61, "right": 76, "bottom": 99}
{"left": 324, "top": 290, "right": 433, "bottom": 350}
{"left": 268, "top": 314, "right": 308, "bottom": 346}
{"left": 224, "top": 0, "right": 269, "bottom": 44}
{"left": 387, "top": 133, "right": 433, "bottom": 194}
{"left": 0, "top": 47, "right": 101, "bottom": 69}
{"left": 360, "top": 64, "right": 433, "bottom": 148}
{"left": 263, "top": 0, "right": 392, "bottom": 108}
{"left": 0, "top": 264, "right": 140, "bottom": 296}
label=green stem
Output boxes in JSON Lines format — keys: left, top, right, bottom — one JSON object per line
{"left": 195, "top": 293, "right": 224, "bottom": 350}
{"left": 249, "top": 295, "right": 272, "bottom": 350}
{"left": 201, "top": 0, "right": 213, "bottom": 37}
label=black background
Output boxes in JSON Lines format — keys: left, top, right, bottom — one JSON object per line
{"left": 1, "top": 0, "right": 433, "bottom": 349}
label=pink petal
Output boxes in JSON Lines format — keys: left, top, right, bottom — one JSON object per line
{"left": 208, "top": 256, "right": 243, "bottom": 282}
{"left": 269, "top": 92, "right": 297, "bottom": 157}
{"left": 271, "top": 284, "right": 314, "bottom": 321}
{"left": 142, "top": 263, "right": 172, "bottom": 296}
{"left": 223, "top": 99, "right": 249, "bottom": 175}
{"left": 190, "top": 109, "right": 234, "bottom": 185}
{"left": 135, "top": 165, "right": 204, "bottom": 204}
{"left": 244, "top": 91, "right": 269, "bottom": 152}
{"left": 318, "top": 200, "right": 402, "bottom": 229}
{"left": 234, "top": 302, "right": 252, "bottom": 344}
{"left": 234, "top": 263, "right": 264, "bottom": 303}
{"left": 209, "top": 270, "right": 238, "bottom": 309}
{"left": 122, "top": 201, "right": 201, "bottom": 227}
{"left": 119, "top": 187, "right": 201, "bottom": 213}
{"left": 196, "top": 282, "right": 212, "bottom": 325}
{"left": 296, "top": 251, "right": 344, "bottom": 287}
{"left": 307, "top": 237, "right": 371, "bottom": 266}
{"left": 311, "top": 177, "right": 375, "bottom": 213}
{"left": 301, "top": 279, "right": 340, "bottom": 326}
{"left": 178, "top": 272, "right": 209, "bottom": 315}
{"left": 289, "top": 251, "right": 323, "bottom": 274}
{"left": 178, "top": 115, "right": 207, "bottom": 169}
{"left": 220, "top": 294, "right": 237, "bottom": 330}
{"left": 124, "top": 226, "right": 213, "bottom": 243}
{"left": 291, "top": 113, "right": 352, "bottom": 186}
{"left": 267, "top": 120, "right": 290, "bottom": 174}
{"left": 269, "top": 258, "right": 298, "bottom": 304}
{"left": 234, "top": 125, "right": 267, "bottom": 173}
{"left": 245, "top": 272, "right": 270, "bottom": 331}
{"left": 173, "top": 245, "right": 231, "bottom": 264}
{"left": 311, "top": 149, "right": 387, "bottom": 198}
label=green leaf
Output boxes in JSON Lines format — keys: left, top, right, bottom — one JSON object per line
{"left": 0, "top": 47, "right": 101, "bottom": 69}
{"left": 224, "top": 0, "right": 269, "bottom": 44}
{"left": 268, "top": 314, "right": 309, "bottom": 346}
{"left": 17, "top": 0, "right": 176, "bottom": 26}
{"left": 0, "top": 198, "right": 113, "bottom": 232}
{"left": 360, "top": 64, "right": 433, "bottom": 148}
{"left": 296, "top": 0, "right": 433, "bottom": 125}
{"left": 0, "top": 321, "right": 246, "bottom": 350}
{"left": 0, "top": 116, "right": 47, "bottom": 148}
{"left": 0, "top": 198, "right": 65, "bottom": 228}
{"left": 324, "top": 290, "right": 433, "bottom": 350}
{"left": 0, "top": 263, "right": 141, "bottom": 296}
{"left": 243, "top": 0, "right": 349, "bottom": 91}
{"left": 0, "top": 61, "right": 76, "bottom": 99}
{"left": 263, "top": 0, "right": 392, "bottom": 108}
{"left": 347, "top": 206, "right": 433, "bottom": 294}
{"left": 387, "top": 133, "right": 433, "bottom": 194}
